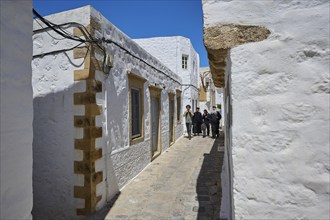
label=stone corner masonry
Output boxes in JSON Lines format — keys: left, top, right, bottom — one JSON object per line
{"left": 203, "top": 24, "right": 270, "bottom": 87}
{"left": 73, "top": 17, "right": 103, "bottom": 216}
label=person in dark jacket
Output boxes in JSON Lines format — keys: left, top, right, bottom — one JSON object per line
{"left": 216, "top": 109, "right": 222, "bottom": 137}
{"left": 210, "top": 106, "right": 219, "bottom": 138}
{"left": 192, "top": 107, "right": 202, "bottom": 136}
{"left": 202, "top": 109, "right": 210, "bottom": 137}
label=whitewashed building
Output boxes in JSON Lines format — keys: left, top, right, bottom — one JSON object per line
{"left": 0, "top": 1, "right": 34, "bottom": 219}
{"left": 202, "top": 0, "right": 330, "bottom": 219}
{"left": 32, "top": 6, "right": 183, "bottom": 219}
{"left": 199, "top": 66, "right": 217, "bottom": 112}
{"left": 134, "top": 37, "right": 200, "bottom": 114}
{"left": 199, "top": 67, "right": 224, "bottom": 127}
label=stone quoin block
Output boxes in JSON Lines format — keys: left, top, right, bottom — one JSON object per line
{"left": 73, "top": 18, "right": 104, "bottom": 216}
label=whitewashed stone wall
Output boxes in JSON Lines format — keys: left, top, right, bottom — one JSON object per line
{"left": 32, "top": 6, "right": 182, "bottom": 219}
{"left": 203, "top": 0, "right": 330, "bottom": 219}
{"left": 134, "top": 36, "right": 200, "bottom": 122}
{"left": 92, "top": 6, "right": 182, "bottom": 187}
{"left": 199, "top": 66, "right": 220, "bottom": 112}
{"left": 0, "top": 1, "right": 33, "bottom": 219}
{"left": 32, "top": 6, "right": 91, "bottom": 220}
{"left": 221, "top": 56, "right": 234, "bottom": 219}
{"left": 175, "top": 124, "right": 184, "bottom": 141}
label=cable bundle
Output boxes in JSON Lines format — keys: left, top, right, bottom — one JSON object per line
{"left": 33, "top": 9, "right": 108, "bottom": 73}
{"left": 32, "top": 8, "right": 182, "bottom": 84}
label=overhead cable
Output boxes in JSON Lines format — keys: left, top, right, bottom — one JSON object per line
{"left": 182, "top": 84, "right": 199, "bottom": 91}
{"left": 32, "top": 8, "right": 182, "bottom": 85}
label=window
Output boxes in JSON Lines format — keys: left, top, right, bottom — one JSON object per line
{"left": 176, "top": 90, "right": 182, "bottom": 123}
{"left": 131, "top": 88, "right": 141, "bottom": 137}
{"left": 182, "top": 55, "right": 188, "bottom": 69}
{"left": 193, "top": 61, "right": 195, "bottom": 73}
{"left": 128, "top": 72, "right": 146, "bottom": 145}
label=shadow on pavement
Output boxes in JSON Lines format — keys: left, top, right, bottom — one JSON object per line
{"left": 196, "top": 131, "right": 224, "bottom": 220}
{"left": 87, "top": 192, "right": 121, "bottom": 220}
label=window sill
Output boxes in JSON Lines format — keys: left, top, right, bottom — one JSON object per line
{"left": 130, "top": 135, "right": 144, "bottom": 145}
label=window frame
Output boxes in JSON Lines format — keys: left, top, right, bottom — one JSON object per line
{"left": 128, "top": 72, "right": 146, "bottom": 145}
{"left": 176, "top": 89, "right": 182, "bottom": 124}
{"left": 168, "top": 92, "right": 176, "bottom": 145}
{"left": 182, "top": 54, "right": 188, "bottom": 70}
{"left": 131, "top": 87, "right": 141, "bottom": 138}
{"left": 149, "top": 85, "right": 163, "bottom": 161}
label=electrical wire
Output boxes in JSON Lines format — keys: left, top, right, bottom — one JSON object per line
{"left": 33, "top": 8, "right": 108, "bottom": 73}
{"left": 101, "top": 37, "right": 181, "bottom": 85}
{"left": 33, "top": 43, "right": 88, "bottom": 59}
{"left": 182, "top": 84, "right": 199, "bottom": 91}
{"left": 32, "top": 8, "right": 182, "bottom": 85}
{"left": 34, "top": 18, "right": 66, "bottom": 41}
{"left": 33, "top": 9, "right": 85, "bottom": 43}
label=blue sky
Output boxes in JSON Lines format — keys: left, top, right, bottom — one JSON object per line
{"left": 33, "top": 0, "right": 209, "bottom": 67}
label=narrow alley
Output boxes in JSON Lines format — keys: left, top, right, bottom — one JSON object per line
{"left": 90, "top": 133, "right": 224, "bottom": 220}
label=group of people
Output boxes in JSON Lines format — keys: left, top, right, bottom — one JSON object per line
{"left": 183, "top": 105, "right": 221, "bottom": 140}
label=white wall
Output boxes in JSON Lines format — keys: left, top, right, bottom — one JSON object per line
{"left": 32, "top": 6, "right": 183, "bottom": 219}
{"left": 134, "top": 36, "right": 200, "bottom": 130}
{"left": 203, "top": 0, "right": 330, "bottom": 219}
{"left": 199, "top": 66, "right": 222, "bottom": 113}
{"left": 0, "top": 1, "right": 33, "bottom": 219}
{"left": 134, "top": 37, "right": 179, "bottom": 73}
{"left": 32, "top": 6, "right": 91, "bottom": 220}
{"left": 91, "top": 7, "right": 182, "bottom": 190}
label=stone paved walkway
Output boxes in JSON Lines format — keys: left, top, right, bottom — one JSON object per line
{"left": 91, "top": 132, "right": 224, "bottom": 220}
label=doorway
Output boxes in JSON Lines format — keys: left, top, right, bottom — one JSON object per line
{"left": 169, "top": 94, "right": 175, "bottom": 146}
{"left": 149, "top": 86, "right": 162, "bottom": 161}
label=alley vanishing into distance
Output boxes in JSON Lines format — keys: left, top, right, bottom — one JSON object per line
{"left": 89, "top": 132, "right": 225, "bottom": 220}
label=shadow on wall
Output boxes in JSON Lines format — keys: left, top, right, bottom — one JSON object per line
{"left": 31, "top": 83, "right": 120, "bottom": 219}
{"left": 32, "top": 87, "right": 76, "bottom": 219}
{"left": 87, "top": 192, "right": 121, "bottom": 220}
{"left": 196, "top": 131, "right": 225, "bottom": 220}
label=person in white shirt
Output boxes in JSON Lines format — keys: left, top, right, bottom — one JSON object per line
{"left": 183, "top": 105, "right": 194, "bottom": 140}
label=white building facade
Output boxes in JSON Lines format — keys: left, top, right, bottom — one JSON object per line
{"left": 202, "top": 0, "right": 330, "bottom": 219}
{"left": 0, "top": 1, "right": 34, "bottom": 219}
{"left": 199, "top": 66, "right": 218, "bottom": 111}
{"left": 134, "top": 36, "right": 200, "bottom": 122}
{"left": 32, "top": 6, "right": 183, "bottom": 219}
{"left": 199, "top": 67, "right": 224, "bottom": 127}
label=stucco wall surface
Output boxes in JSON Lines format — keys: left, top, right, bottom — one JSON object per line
{"left": 0, "top": 1, "right": 33, "bottom": 219}
{"left": 134, "top": 36, "right": 200, "bottom": 131}
{"left": 203, "top": 0, "right": 330, "bottom": 219}
{"left": 32, "top": 5, "right": 183, "bottom": 218}
{"left": 182, "top": 37, "right": 200, "bottom": 113}
{"left": 134, "top": 37, "right": 179, "bottom": 74}
{"left": 199, "top": 66, "right": 220, "bottom": 112}
{"left": 32, "top": 6, "right": 91, "bottom": 220}
{"left": 91, "top": 7, "right": 182, "bottom": 191}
